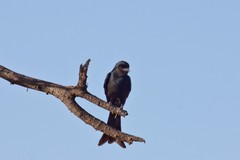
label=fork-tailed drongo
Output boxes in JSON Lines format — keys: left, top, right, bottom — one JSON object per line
{"left": 98, "top": 61, "right": 131, "bottom": 148}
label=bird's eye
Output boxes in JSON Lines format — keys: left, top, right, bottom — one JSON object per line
{"left": 119, "top": 65, "right": 124, "bottom": 68}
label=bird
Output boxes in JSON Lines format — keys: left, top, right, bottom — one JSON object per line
{"left": 98, "top": 61, "right": 131, "bottom": 148}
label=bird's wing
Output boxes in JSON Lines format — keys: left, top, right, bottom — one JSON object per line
{"left": 103, "top": 72, "right": 111, "bottom": 101}
{"left": 127, "top": 76, "right": 132, "bottom": 94}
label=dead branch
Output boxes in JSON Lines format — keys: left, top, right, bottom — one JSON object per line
{"left": 0, "top": 59, "right": 145, "bottom": 145}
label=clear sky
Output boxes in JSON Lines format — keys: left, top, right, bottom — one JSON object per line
{"left": 1, "top": 0, "right": 240, "bottom": 159}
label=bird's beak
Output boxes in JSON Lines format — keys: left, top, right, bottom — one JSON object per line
{"left": 122, "top": 68, "right": 129, "bottom": 72}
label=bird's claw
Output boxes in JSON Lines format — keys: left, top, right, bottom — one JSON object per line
{"left": 115, "top": 104, "right": 123, "bottom": 118}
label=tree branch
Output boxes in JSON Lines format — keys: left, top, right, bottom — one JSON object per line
{"left": 0, "top": 59, "right": 145, "bottom": 145}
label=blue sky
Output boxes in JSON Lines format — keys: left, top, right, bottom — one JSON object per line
{"left": 1, "top": 0, "right": 240, "bottom": 159}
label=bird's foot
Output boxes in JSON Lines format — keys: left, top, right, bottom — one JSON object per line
{"left": 114, "top": 104, "right": 123, "bottom": 118}
{"left": 119, "top": 104, "right": 123, "bottom": 110}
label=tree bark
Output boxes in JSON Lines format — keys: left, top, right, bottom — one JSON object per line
{"left": 0, "top": 59, "right": 145, "bottom": 145}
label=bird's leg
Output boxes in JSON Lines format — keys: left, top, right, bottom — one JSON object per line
{"left": 114, "top": 98, "right": 121, "bottom": 118}
{"left": 109, "top": 101, "right": 119, "bottom": 118}
{"left": 119, "top": 104, "right": 123, "bottom": 110}
{"left": 115, "top": 104, "right": 123, "bottom": 119}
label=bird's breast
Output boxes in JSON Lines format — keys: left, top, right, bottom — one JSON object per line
{"left": 106, "top": 75, "right": 131, "bottom": 104}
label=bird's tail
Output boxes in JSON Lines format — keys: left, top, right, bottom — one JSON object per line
{"left": 98, "top": 112, "right": 126, "bottom": 148}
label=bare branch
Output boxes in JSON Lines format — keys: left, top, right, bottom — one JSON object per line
{"left": 0, "top": 60, "right": 145, "bottom": 145}
{"left": 77, "top": 58, "right": 90, "bottom": 90}
{"left": 62, "top": 98, "right": 144, "bottom": 144}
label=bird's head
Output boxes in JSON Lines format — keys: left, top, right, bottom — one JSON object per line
{"left": 113, "top": 61, "right": 130, "bottom": 75}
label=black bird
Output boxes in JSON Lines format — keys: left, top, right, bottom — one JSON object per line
{"left": 98, "top": 61, "right": 131, "bottom": 148}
